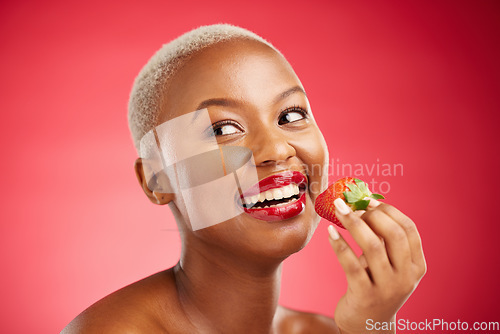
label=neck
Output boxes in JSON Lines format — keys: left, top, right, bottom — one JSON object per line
{"left": 174, "top": 241, "right": 283, "bottom": 334}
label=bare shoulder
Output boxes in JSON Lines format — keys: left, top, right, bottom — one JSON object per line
{"left": 61, "top": 268, "right": 186, "bottom": 334}
{"left": 275, "top": 305, "right": 339, "bottom": 334}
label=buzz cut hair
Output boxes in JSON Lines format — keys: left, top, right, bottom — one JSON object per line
{"left": 127, "top": 23, "right": 283, "bottom": 154}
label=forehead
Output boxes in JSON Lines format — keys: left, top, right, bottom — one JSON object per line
{"left": 159, "top": 39, "right": 302, "bottom": 123}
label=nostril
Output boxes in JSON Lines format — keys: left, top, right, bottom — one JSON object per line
{"left": 256, "top": 156, "right": 294, "bottom": 167}
{"left": 257, "top": 158, "right": 289, "bottom": 167}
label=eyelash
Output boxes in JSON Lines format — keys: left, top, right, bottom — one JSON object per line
{"left": 278, "top": 105, "right": 309, "bottom": 122}
{"left": 209, "top": 120, "right": 243, "bottom": 136}
{"left": 209, "top": 105, "right": 309, "bottom": 136}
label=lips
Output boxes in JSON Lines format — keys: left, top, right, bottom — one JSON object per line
{"left": 239, "top": 171, "right": 307, "bottom": 222}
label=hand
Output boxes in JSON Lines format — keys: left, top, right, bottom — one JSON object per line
{"left": 328, "top": 198, "right": 426, "bottom": 334}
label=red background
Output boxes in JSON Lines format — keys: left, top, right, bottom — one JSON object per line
{"left": 1, "top": 1, "right": 499, "bottom": 333}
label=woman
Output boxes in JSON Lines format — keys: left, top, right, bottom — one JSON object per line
{"left": 63, "top": 24, "right": 426, "bottom": 333}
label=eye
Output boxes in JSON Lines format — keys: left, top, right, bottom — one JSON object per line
{"left": 278, "top": 107, "right": 308, "bottom": 125}
{"left": 211, "top": 120, "right": 243, "bottom": 136}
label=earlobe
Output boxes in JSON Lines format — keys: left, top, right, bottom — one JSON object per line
{"left": 134, "top": 158, "right": 174, "bottom": 205}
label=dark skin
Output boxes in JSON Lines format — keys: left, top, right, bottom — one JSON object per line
{"left": 63, "top": 39, "right": 425, "bottom": 334}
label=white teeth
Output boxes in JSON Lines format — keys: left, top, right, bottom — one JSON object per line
{"left": 272, "top": 188, "right": 283, "bottom": 200}
{"left": 264, "top": 197, "right": 299, "bottom": 208}
{"left": 244, "top": 183, "right": 303, "bottom": 207}
{"left": 282, "top": 185, "right": 294, "bottom": 198}
{"left": 265, "top": 190, "right": 274, "bottom": 201}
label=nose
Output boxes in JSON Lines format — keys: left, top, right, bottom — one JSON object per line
{"left": 250, "top": 127, "right": 296, "bottom": 167}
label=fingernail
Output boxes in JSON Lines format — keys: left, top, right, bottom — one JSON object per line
{"left": 334, "top": 198, "right": 351, "bottom": 215}
{"left": 353, "top": 210, "right": 365, "bottom": 217}
{"left": 364, "top": 197, "right": 381, "bottom": 207}
{"left": 328, "top": 225, "right": 340, "bottom": 240}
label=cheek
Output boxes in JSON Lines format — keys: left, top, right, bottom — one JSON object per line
{"left": 290, "top": 128, "right": 329, "bottom": 196}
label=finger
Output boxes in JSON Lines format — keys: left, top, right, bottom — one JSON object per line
{"left": 358, "top": 253, "right": 368, "bottom": 269}
{"left": 370, "top": 200, "right": 426, "bottom": 270}
{"left": 358, "top": 254, "right": 374, "bottom": 281}
{"left": 361, "top": 208, "right": 412, "bottom": 271}
{"left": 333, "top": 198, "right": 392, "bottom": 282}
{"left": 364, "top": 197, "right": 382, "bottom": 209}
{"left": 353, "top": 210, "right": 366, "bottom": 217}
{"left": 327, "top": 225, "right": 372, "bottom": 288}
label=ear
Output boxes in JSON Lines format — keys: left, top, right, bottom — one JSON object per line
{"left": 134, "top": 158, "right": 174, "bottom": 205}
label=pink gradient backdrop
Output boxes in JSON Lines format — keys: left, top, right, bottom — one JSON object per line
{"left": 1, "top": 1, "right": 499, "bottom": 333}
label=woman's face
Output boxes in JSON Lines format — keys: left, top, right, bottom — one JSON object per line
{"left": 157, "top": 39, "right": 328, "bottom": 261}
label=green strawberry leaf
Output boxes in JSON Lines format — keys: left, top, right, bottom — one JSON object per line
{"left": 354, "top": 199, "right": 370, "bottom": 210}
{"left": 344, "top": 191, "right": 359, "bottom": 203}
{"left": 355, "top": 179, "right": 370, "bottom": 195}
{"left": 370, "top": 193, "right": 385, "bottom": 199}
{"left": 346, "top": 183, "right": 357, "bottom": 192}
{"left": 346, "top": 183, "right": 363, "bottom": 198}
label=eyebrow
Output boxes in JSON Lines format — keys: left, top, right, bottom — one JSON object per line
{"left": 195, "top": 98, "right": 242, "bottom": 111}
{"left": 194, "top": 85, "right": 307, "bottom": 112}
{"left": 275, "top": 86, "right": 307, "bottom": 104}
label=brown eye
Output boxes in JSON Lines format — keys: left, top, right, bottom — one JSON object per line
{"left": 214, "top": 124, "right": 241, "bottom": 136}
{"left": 278, "top": 108, "right": 307, "bottom": 125}
{"left": 210, "top": 120, "right": 243, "bottom": 137}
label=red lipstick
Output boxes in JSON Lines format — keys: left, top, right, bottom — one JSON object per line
{"left": 240, "top": 171, "right": 307, "bottom": 222}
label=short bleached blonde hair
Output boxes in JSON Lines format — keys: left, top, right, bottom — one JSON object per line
{"left": 127, "top": 23, "right": 283, "bottom": 154}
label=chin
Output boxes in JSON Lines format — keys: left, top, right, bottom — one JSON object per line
{"left": 241, "top": 196, "right": 320, "bottom": 261}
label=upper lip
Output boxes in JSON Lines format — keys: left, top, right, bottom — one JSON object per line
{"left": 240, "top": 170, "right": 307, "bottom": 199}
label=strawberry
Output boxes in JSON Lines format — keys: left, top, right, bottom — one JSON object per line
{"left": 314, "top": 177, "right": 385, "bottom": 229}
